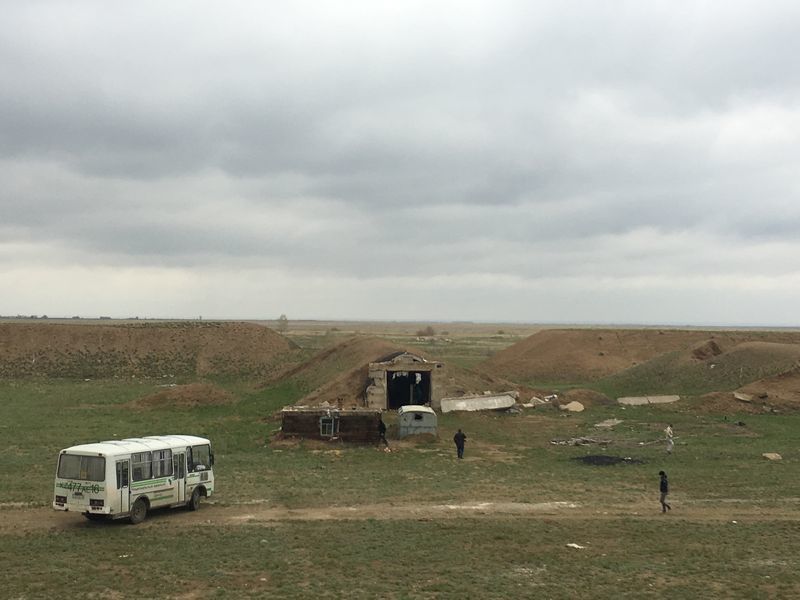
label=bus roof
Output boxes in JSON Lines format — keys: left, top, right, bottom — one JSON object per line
{"left": 59, "top": 435, "right": 211, "bottom": 457}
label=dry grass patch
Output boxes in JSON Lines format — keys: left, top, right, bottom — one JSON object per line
{"left": 131, "top": 382, "right": 236, "bottom": 409}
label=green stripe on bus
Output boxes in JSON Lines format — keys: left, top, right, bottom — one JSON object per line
{"left": 131, "top": 478, "right": 168, "bottom": 489}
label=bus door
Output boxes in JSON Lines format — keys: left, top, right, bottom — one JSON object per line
{"left": 116, "top": 460, "right": 130, "bottom": 514}
{"left": 173, "top": 451, "right": 186, "bottom": 503}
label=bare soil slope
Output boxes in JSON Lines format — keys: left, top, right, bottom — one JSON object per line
{"left": 695, "top": 367, "right": 800, "bottom": 414}
{"left": 701, "top": 366, "right": 800, "bottom": 414}
{"left": 481, "top": 328, "right": 800, "bottom": 384}
{"left": 740, "top": 366, "right": 800, "bottom": 403}
{"left": 278, "top": 336, "right": 404, "bottom": 394}
{"left": 0, "top": 321, "right": 299, "bottom": 378}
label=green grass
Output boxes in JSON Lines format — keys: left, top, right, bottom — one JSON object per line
{"left": 594, "top": 347, "right": 800, "bottom": 398}
{"left": 2, "top": 517, "right": 798, "bottom": 598}
{"left": 2, "top": 378, "right": 799, "bottom": 598}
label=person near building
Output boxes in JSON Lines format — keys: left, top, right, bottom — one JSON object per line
{"left": 378, "top": 419, "right": 388, "bottom": 447}
{"left": 453, "top": 429, "right": 467, "bottom": 459}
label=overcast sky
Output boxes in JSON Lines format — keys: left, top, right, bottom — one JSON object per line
{"left": 2, "top": 1, "right": 799, "bottom": 325}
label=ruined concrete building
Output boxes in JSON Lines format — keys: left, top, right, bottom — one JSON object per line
{"left": 365, "top": 352, "right": 444, "bottom": 410}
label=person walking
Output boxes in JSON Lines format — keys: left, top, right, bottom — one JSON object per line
{"left": 659, "top": 470, "right": 671, "bottom": 513}
{"left": 665, "top": 424, "right": 674, "bottom": 454}
{"left": 378, "top": 419, "right": 388, "bottom": 448}
{"left": 453, "top": 429, "right": 467, "bottom": 459}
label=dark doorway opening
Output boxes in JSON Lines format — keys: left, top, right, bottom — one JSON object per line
{"left": 387, "top": 370, "right": 431, "bottom": 409}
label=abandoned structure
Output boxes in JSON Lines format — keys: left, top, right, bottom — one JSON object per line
{"left": 397, "top": 405, "right": 438, "bottom": 437}
{"left": 280, "top": 407, "right": 382, "bottom": 443}
{"left": 365, "top": 352, "right": 444, "bottom": 410}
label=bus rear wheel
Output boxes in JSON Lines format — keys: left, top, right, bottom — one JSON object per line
{"left": 188, "top": 488, "right": 201, "bottom": 511}
{"left": 130, "top": 498, "right": 148, "bottom": 524}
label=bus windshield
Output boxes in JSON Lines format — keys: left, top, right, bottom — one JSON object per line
{"left": 188, "top": 444, "right": 211, "bottom": 472}
{"left": 57, "top": 454, "right": 106, "bottom": 481}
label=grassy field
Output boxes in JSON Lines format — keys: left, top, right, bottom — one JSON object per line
{"left": 1, "top": 325, "right": 799, "bottom": 598}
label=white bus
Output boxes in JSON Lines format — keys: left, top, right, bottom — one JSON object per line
{"left": 53, "top": 435, "right": 215, "bottom": 524}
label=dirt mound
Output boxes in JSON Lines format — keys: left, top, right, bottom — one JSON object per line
{"left": 480, "top": 329, "right": 718, "bottom": 383}
{"left": 480, "top": 328, "right": 800, "bottom": 384}
{"left": 602, "top": 340, "right": 800, "bottom": 397}
{"left": 133, "top": 383, "right": 236, "bottom": 409}
{"left": 0, "top": 321, "right": 298, "bottom": 378}
{"left": 286, "top": 335, "right": 528, "bottom": 408}
{"left": 560, "top": 388, "right": 613, "bottom": 408}
{"left": 691, "top": 339, "right": 724, "bottom": 361}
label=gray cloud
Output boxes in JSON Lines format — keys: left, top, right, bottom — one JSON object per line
{"left": 2, "top": 1, "right": 800, "bottom": 323}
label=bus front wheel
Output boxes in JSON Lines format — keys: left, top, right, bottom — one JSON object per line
{"left": 188, "top": 488, "right": 201, "bottom": 511}
{"left": 130, "top": 499, "right": 148, "bottom": 524}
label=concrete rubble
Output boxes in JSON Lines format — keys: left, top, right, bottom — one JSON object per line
{"left": 594, "top": 419, "right": 623, "bottom": 429}
{"left": 521, "top": 396, "right": 549, "bottom": 408}
{"left": 550, "top": 437, "right": 610, "bottom": 446}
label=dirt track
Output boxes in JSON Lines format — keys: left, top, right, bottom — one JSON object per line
{"left": 3, "top": 499, "right": 798, "bottom": 534}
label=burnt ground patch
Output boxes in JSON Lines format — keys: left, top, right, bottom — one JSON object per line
{"left": 572, "top": 454, "right": 645, "bottom": 466}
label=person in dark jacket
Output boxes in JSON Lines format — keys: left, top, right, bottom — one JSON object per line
{"left": 659, "top": 471, "right": 671, "bottom": 512}
{"left": 453, "top": 429, "right": 467, "bottom": 459}
{"left": 378, "top": 419, "right": 388, "bottom": 447}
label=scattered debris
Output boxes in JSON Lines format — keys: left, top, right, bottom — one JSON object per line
{"left": 551, "top": 437, "right": 610, "bottom": 447}
{"left": 566, "top": 543, "right": 585, "bottom": 549}
{"left": 522, "top": 396, "right": 549, "bottom": 408}
{"left": 559, "top": 401, "right": 585, "bottom": 413}
{"left": 733, "top": 392, "right": 753, "bottom": 403}
{"left": 594, "top": 418, "right": 623, "bottom": 429}
{"left": 572, "top": 455, "right": 644, "bottom": 466}
{"left": 762, "top": 453, "right": 782, "bottom": 461}
{"left": 617, "top": 395, "right": 680, "bottom": 406}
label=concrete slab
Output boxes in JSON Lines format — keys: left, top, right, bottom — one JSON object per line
{"left": 617, "top": 395, "right": 680, "bottom": 406}
{"left": 440, "top": 394, "right": 516, "bottom": 413}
